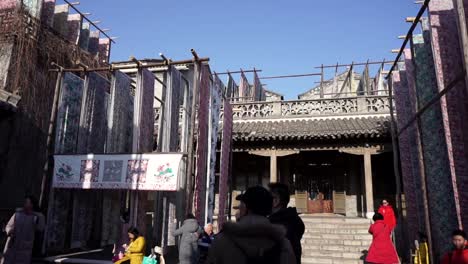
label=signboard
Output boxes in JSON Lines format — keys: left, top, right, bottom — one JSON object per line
{"left": 53, "top": 153, "right": 183, "bottom": 191}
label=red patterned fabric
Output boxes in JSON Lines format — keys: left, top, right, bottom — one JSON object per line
{"left": 217, "top": 94, "right": 233, "bottom": 229}
{"left": 194, "top": 65, "right": 211, "bottom": 223}
{"left": 239, "top": 71, "right": 251, "bottom": 102}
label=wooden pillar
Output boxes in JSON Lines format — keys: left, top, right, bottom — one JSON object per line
{"left": 270, "top": 153, "right": 278, "bottom": 183}
{"left": 248, "top": 149, "right": 299, "bottom": 184}
{"left": 339, "top": 146, "right": 389, "bottom": 219}
{"left": 364, "top": 149, "right": 374, "bottom": 219}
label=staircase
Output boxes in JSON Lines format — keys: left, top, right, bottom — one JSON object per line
{"left": 301, "top": 215, "right": 372, "bottom": 264}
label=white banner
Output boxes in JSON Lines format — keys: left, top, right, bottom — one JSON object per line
{"left": 53, "top": 153, "right": 183, "bottom": 191}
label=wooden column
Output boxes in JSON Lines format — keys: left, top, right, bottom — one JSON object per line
{"left": 270, "top": 153, "right": 278, "bottom": 183}
{"left": 364, "top": 149, "right": 374, "bottom": 219}
{"left": 339, "top": 146, "right": 390, "bottom": 219}
{"left": 249, "top": 148, "right": 299, "bottom": 184}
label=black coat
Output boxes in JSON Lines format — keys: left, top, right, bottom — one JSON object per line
{"left": 269, "top": 207, "right": 305, "bottom": 264}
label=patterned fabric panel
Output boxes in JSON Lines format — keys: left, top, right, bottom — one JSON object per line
{"left": 77, "top": 72, "right": 110, "bottom": 154}
{"left": 428, "top": 0, "right": 468, "bottom": 230}
{"left": 413, "top": 29, "right": 458, "bottom": 260}
{"left": 218, "top": 100, "right": 233, "bottom": 229}
{"left": 41, "top": 0, "right": 55, "bottom": 27}
{"left": 194, "top": 65, "right": 211, "bottom": 223}
{"left": 54, "top": 72, "right": 84, "bottom": 154}
{"left": 66, "top": 14, "right": 81, "bottom": 46}
{"left": 53, "top": 4, "right": 69, "bottom": 37}
{"left": 207, "top": 75, "right": 223, "bottom": 222}
{"left": 107, "top": 70, "right": 134, "bottom": 153}
{"left": 78, "top": 22, "right": 90, "bottom": 51}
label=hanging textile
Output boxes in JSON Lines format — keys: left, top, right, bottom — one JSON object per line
{"left": 160, "top": 65, "right": 182, "bottom": 152}
{"left": 206, "top": 74, "right": 223, "bottom": 223}
{"left": 77, "top": 72, "right": 110, "bottom": 153}
{"left": 66, "top": 14, "right": 82, "bottom": 44}
{"left": 429, "top": 0, "right": 468, "bottom": 230}
{"left": 71, "top": 72, "right": 110, "bottom": 249}
{"left": 0, "top": 0, "right": 17, "bottom": 10}
{"left": 412, "top": 27, "right": 458, "bottom": 259}
{"left": 226, "top": 73, "right": 238, "bottom": 101}
{"left": 357, "top": 65, "right": 369, "bottom": 96}
{"left": 101, "top": 70, "right": 133, "bottom": 246}
{"left": 218, "top": 99, "right": 233, "bottom": 229}
{"left": 99, "top": 38, "right": 111, "bottom": 64}
{"left": 78, "top": 22, "right": 90, "bottom": 51}
{"left": 41, "top": 0, "right": 55, "bottom": 27}
{"left": 88, "top": 31, "right": 100, "bottom": 54}
{"left": 392, "top": 70, "right": 420, "bottom": 244}
{"left": 107, "top": 70, "right": 134, "bottom": 153}
{"left": 0, "top": 43, "right": 14, "bottom": 90}
{"left": 132, "top": 68, "right": 155, "bottom": 234}
{"left": 253, "top": 71, "right": 263, "bottom": 101}
{"left": 402, "top": 49, "right": 426, "bottom": 243}
{"left": 133, "top": 68, "right": 155, "bottom": 153}
{"left": 55, "top": 73, "right": 84, "bottom": 154}
{"left": 194, "top": 65, "right": 211, "bottom": 223}
{"left": 46, "top": 73, "right": 84, "bottom": 251}
{"left": 100, "top": 191, "right": 121, "bottom": 246}
{"left": 239, "top": 71, "right": 250, "bottom": 102}
{"left": 53, "top": 4, "right": 69, "bottom": 37}
{"left": 22, "top": 0, "right": 42, "bottom": 18}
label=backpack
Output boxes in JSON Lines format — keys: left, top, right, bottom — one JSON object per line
{"left": 230, "top": 237, "right": 282, "bottom": 264}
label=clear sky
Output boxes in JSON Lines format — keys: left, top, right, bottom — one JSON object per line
{"left": 58, "top": 0, "right": 420, "bottom": 99}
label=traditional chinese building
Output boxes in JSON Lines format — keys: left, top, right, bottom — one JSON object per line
{"left": 228, "top": 71, "right": 395, "bottom": 219}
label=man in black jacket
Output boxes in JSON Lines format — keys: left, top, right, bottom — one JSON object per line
{"left": 268, "top": 183, "right": 305, "bottom": 264}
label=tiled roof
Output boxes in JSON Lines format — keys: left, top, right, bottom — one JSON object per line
{"left": 232, "top": 116, "right": 391, "bottom": 141}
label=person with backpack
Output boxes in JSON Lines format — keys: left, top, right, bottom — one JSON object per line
{"left": 1, "top": 196, "right": 45, "bottom": 264}
{"left": 366, "top": 212, "right": 399, "bottom": 264}
{"left": 268, "top": 183, "right": 305, "bottom": 264}
{"left": 206, "top": 186, "right": 296, "bottom": 264}
{"left": 441, "top": 229, "right": 468, "bottom": 264}
{"left": 174, "top": 214, "right": 202, "bottom": 264}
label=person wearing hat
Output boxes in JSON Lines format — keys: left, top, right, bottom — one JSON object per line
{"left": 206, "top": 186, "right": 296, "bottom": 264}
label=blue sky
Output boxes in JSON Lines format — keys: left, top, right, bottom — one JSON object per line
{"left": 59, "top": 0, "right": 420, "bottom": 99}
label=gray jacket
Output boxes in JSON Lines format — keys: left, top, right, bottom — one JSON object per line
{"left": 174, "top": 219, "right": 202, "bottom": 264}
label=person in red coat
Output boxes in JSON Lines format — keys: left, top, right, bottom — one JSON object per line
{"left": 442, "top": 229, "right": 468, "bottom": 264}
{"left": 378, "top": 200, "right": 397, "bottom": 231}
{"left": 366, "top": 213, "right": 399, "bottom": 264}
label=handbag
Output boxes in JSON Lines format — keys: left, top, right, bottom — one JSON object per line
{"left": 142, "top": 256, "right": 158, "bottom": 264}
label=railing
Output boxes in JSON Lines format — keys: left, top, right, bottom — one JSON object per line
{"left": 154, "top": 95, "right": 391, "bottom": 124}
{"left": 228, "top": 95, "right": 391, "bottom": 119}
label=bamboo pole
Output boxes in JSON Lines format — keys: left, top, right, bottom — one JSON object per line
{"left": 49, "top": 57, "right": 210, "bottom": 73}
{"left": 260, "top": 73, "right": 321, "bottom": 80}
{"left": 386, "top": 0, "right": 430, "bottom": 79}
{"left": 315, "top": 60, "right": 396, "bottom": 69}
{"left": 39, "top": 69, "right": 63, "bottom": 208}
{"left": 62, "top": 0, "right": 115, "bottom": 43}
{"left": 215, "top": 69, "right": 261, "bottom": 75}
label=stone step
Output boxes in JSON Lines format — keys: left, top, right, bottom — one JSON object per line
{"left": 303, "top": 223, "right": 371, "bottom": 229}
{"left": 302, "top": 256, "right": 363, "bottom": 264}
{"left": 305, "top": 228, "right": 369, "bottom": 235}
{"left": 303, "top": 250, "right": 364, "bottom": 259}
{"left": 301, "top": 239, "right": 371, "bottom": 247}
{"left": 302, "top": 233, "right": 372, "bottom": 241}
{"left": 302, "top": 244, "right": 369, "bottom": 253}
{"left": 300, "top": 216, "right": 370, "bottom": 225}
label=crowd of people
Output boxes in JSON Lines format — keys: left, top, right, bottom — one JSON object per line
{"left": 1, "top": 189, "right": 467, "bottom": 264}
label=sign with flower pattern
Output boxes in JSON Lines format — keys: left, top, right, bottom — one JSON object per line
{"left": 53, "top": 153, "right": 182, "bottom": 191}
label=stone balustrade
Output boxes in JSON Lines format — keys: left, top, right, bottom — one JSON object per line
{"left": 154, "top": 95, "right": 391, "bottom": 124}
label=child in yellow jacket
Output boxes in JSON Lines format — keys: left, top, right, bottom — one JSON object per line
{"left": 115, "top": 227, "right": 146, "bottom": 264}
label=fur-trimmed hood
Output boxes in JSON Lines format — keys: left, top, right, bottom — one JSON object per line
{"left": 220, "top": 214, "right": 287, "bottom": 257}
